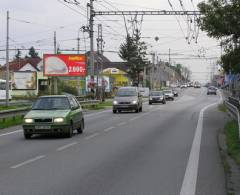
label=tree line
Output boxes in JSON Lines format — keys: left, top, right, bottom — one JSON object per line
{"left": 198, "top": 0, "right": 240, "bottom": 74}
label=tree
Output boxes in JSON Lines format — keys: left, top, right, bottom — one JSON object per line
{"left": 175, "top": 64, "right": 182, "bottom": 75}
{"left": 198, "top": 0, "right": 240, "bottom": 73}
{"left": 15, "top": 49, "right": 21, "bottom": 59}
{"left": 119, "top": 30, "right": 148, "bottom": 85}
{"left": 28, "top": 46, "right": 39, "bottom": 58}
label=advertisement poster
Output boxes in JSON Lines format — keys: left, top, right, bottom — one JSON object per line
{"left": 85, "top": 76, "right": 110, "bottom": 92}
{"left": 44, "top": 54, "right": 87, "bottom": 77}
{"left": 12, "top": 72, "right": 37, "bottom": 90}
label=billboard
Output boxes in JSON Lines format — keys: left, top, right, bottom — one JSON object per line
{"left": 44, "top": 54, "right": 87, "bottom": 77}
{"left": 12, "top": 72, "right": 37, "bottom": 90}
{"left": 85, "top": 76, "right": 110, "bottom": 92}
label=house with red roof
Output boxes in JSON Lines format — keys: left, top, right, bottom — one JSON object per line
{"left": 0, "top": 57, "right": 48, "bottom": 97}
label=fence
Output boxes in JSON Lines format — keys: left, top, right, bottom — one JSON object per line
{"left": 225, "top": 99, "right": 240, "bottom": 140}
{"left": 0, "top": 99, "right": 100, "bottom": 122}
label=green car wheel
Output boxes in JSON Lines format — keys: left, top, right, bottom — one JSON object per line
{"left": 66, "top": 124, "right": 73, "bottom": 138}
{"left": 77, "top": 119, "right": 84, "bottom": 134}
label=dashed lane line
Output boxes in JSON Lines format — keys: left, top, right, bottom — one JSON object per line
{"left": 10, "top": 155, "right": 46, "bottom": 169}
{"left": 103, "top": 126, "right": 115, "bottom": 132}
{"left": 0, "top": 130, "right": 22, "bottom": 137}
{"left": 117, "top": 122, "right": 127, "bottom": 126}
{"left": 85, "top": 133, "right": 99, "bottom": 140}
{"left": 56, "top": 142, "right": 78, "bottom": 151}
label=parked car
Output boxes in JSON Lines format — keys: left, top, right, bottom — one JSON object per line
{"left": 194, "top": 82, "right": 201, "bottom": 88}
{"left": 113, "top": 87, "right": 143, "bottom": 113}
{"left": 22, "top": 95, "right": 84, "bottom": 139}
{"left": 180, "top": 84, "right": 187, "bottom": 88}
{"left": 149, "top": 91, "right": 166, "bottom": 105}
{"left": 207, "top": 86, "right": 217, "bottom": 95}
{"left": 163, "top": 89, "right": 174, "bottom": 101}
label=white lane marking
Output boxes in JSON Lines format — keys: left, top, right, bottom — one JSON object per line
{"left": 0, "top": 130, "right": 22, "bottom": 137}
{"left": 180, "top": 102, "right": 218, "bottom": 195}
{"left": 117, "top": 122, "right": 127, "bottom": 126}
{"left": 85, "top": 133, "right": 99, "bottom": 140}
{"left": 56, "top": 142, "right": 78, "bottom": 151}
{"left": 104, "top": 126, "right": 115, "bottom": 132}
{"left": 10, "top": 155, "right": 46, "bottom": 169}
{"left": 130, "top": 116, "right": 141, "bottom": 121}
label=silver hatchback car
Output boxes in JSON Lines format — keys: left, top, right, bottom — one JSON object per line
{"left": 113, "top": 87, "right": 143, "bottom": 113}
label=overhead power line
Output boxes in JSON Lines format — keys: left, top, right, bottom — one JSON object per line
{"left": 94, "top": 10, "right": 201, "bottom": 16}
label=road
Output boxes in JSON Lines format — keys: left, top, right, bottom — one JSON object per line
{"left": 0, "top": 88, "right": 227, "bottom": 195}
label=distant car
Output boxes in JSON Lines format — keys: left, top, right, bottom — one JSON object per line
{"left": 194, "top": 82, "right": 201, "bottom": 88}
{"left": 22, "top": 95, "right": 85, "bottom": 139}
{"left": 172, "top": 89, "right": 178, "bottom": 97}
{"left": 207, "top": 86, "right": 217, "bottom": 95}
{"left": 113, "top": 87, "right": 143, "bottom": 113}
{"left": 180, "top": 84, "right": 187, "bottom": 88}
{"left": 163, "top": 90, "right": 174, "bottom": 101}
{"left": 149, "top": 91, "right": 166, "bottom": 104}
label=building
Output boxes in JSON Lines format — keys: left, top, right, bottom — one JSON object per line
{"left": 0, "top": 57, "right": 48, "bottom": 97}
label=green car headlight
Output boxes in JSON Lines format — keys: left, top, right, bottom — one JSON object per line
{"left": 24, "top": 118, "right": 34, "bottom": 123}
{"left": 54, "top": 117, "right": 64, "bottom": 123}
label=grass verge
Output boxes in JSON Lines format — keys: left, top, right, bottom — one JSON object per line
{"left": 83, "top": 100, "right": 112, "bottom": 110}
{"left": 0, "top": 105, "right": 22, "bottom": 111}
{"left": 0, "top": 116, "right": 23, "bottom": 129}
{"left": 218, "top": 103, "right": 227, "bottom": 113}
{"left": 225, "top": 121, "right": 240, "bottom": 165}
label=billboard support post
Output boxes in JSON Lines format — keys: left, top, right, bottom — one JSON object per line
{"left": 53, "top": 31, "right": 58, "bottom": 95}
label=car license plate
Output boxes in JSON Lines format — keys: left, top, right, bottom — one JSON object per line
{"left": 35, "top": 126, "right": 51, "bottom": 130}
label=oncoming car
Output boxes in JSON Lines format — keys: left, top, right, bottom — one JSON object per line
{"left": 207, "top": 86, "right": 217, "bottom": 95}
{"left": 149, "top": 91, "right": 166, "bottom": 104}
{"left": 22, "top": 95, "right": 84, "bottom": 139}
{"left": 163, "top": 90, "right": 174, "bottom": 101}
{"left": 113, "top": 87, "right": 143, "bottom": 113}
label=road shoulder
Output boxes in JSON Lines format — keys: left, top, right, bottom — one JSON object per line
{"left": 195, "top": 106, "right": 228, "bottom": 195}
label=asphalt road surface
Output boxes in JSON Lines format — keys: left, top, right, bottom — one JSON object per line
{"left": 0, "top": 88, "right": 227, "bottom": 195}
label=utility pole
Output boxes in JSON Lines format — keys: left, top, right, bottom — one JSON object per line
{"left": 96, "top": 24, "right": 103, "bottom": 100}
{"left": 5, "top": 11, "right": 9, "bottom": 107}
{"left": 168, "top": 48, "right": 171, "bottom": 66}
{"left": 151, "top": 52, "right": 155, "bottom": 90}
{"left": 77, "top": 37, "right": 80, "bottom": 54}
{"left": 53, "top": 31, "right": 58, "bottom": 95}
{"left": 77, "top": 28, "right": 81, "bottom": 96}
{"left": 89, "top": 0, "right": 95, "bottom": 91}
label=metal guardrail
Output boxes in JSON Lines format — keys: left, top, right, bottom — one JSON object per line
{"left": 0, "top": 107, "right": 30, "bottom": 120}
{"left": 228, "top": 96, "right": 240, "bottom": 109}
{"left": 0, "top": 100, "right": 101, "bottom": 121}
{"left": 0, "top": 100, "right": 33, "bottom": 106}
{"left": 225, "top": 100, "right": 240, "bottom": 140}
{"left": 79, "top": 100, "right": 100, "bottom": 106}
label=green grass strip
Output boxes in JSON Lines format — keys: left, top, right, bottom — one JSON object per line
{"left": 225, "top": 121, "right": 240, "bottom": 165}
{"left": 0, "top": 116, "right": 23, "bottom": 129}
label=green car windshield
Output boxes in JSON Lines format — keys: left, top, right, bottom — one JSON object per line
{"left": 32, "top": 97, "right": 71, "bottom": 110}
{"left": 116, "top": 89, "right": 137, "bottom": 97}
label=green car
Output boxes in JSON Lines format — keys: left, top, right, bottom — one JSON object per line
{"left": 22, "top": 95, "right": 84, "bottom": 139}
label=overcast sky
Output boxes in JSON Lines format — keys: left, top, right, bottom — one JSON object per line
{"left": 0, "top": 0, "right": 221, "bottom": 82}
